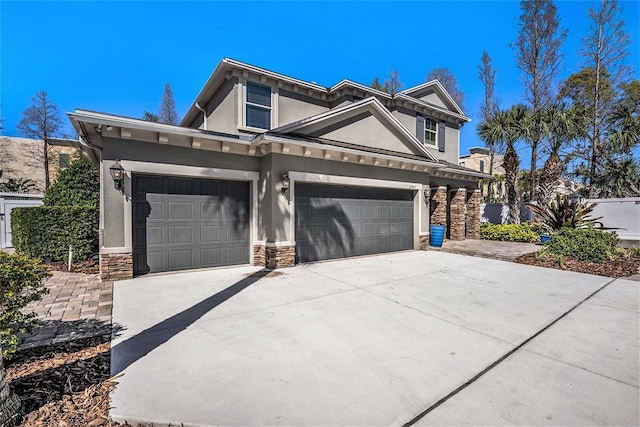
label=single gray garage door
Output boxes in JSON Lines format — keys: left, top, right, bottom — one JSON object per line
{"left": 132, "top": 175, "right": 249, "bottom": 275}
{"left": 295, "top": 184, "right": 414, "bottom": 262}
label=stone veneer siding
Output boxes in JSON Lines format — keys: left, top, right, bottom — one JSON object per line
{"left": 466, "top": 189, "right": 482, "bottom": 239}
{"left": 100, "top": 253, "right": 133, "bottom": 281}
{"left": 430, "top": 186, "right": 448, "bottom": 226}
{"left": 419, "top": 235, "right": 429, "bottom": 250}
{"left": 253, "top": 244, "right": 295, "bottom": 269}
{"left": 449, "top": 188, "right": 467, "bottom": 240}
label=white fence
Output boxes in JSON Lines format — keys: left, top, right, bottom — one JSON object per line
{"left": 588, "top": 197, "right": 640, "bottom": 246}
{"left": 0, "top": 192, "right": 44, "bottom": 249}
{"left": 481, "top": 198, "right": 640, "bottom": 246}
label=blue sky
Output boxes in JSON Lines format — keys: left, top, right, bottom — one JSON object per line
{"left": 1, "top": 0, "right": 639, "bottom": 164}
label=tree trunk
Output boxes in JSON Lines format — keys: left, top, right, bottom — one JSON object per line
{"left": 504, "top": 144, "right": 520, "bottom": 224}
{"left": 537, "top": 151, "right": 562, "bottom": 206}
{"left": 43, "top": 139, "right": 50, "bottom": 190}
{"left": 0, "top": 346, "right": 22, "bottom": 427}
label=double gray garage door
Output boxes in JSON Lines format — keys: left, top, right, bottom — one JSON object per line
{"left": 295, "top": 184, "right": 414, "bottom": 262}
{"left": 132, "top": 177, "right": 414, "bottom": 274}
{"left": 132, "top": 175, "right": 249, "bottom": 275}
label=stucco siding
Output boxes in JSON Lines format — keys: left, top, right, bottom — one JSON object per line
{"left": 203, "top": 77, "right": 238, "bottom": 134}
{"left": 308, "top": 111, "right": 419, "bottom": 156}
{"left": 417, "top": 91, "right": 447, "bottom": 109}
{"left": 278, "top": 90, "right": 329, "bottom": 127}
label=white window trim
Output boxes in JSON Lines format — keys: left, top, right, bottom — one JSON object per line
{"left": 424, "top": 117, "right": 437, "bottom": 147}
{"left": 115, "top": 160, "right": 259, "bottom": 265}
{"left": 239, "top": 79, "right": 278, "bottom": 132}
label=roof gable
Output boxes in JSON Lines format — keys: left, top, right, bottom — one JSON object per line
{"left": 399, "top": 80, "right": 464, "bottom": 116}
{"left": 270, "top": 97, "right": 438, "bottom": 161}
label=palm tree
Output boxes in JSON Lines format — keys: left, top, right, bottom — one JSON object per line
{"left": 536, "top": 103, "right": 586, "bottom": 206}
{"left": 478, "top": 105, "right": 531, "bottom": 224}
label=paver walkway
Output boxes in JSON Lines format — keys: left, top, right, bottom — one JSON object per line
{"left": 18, "top": 270, "right": 113, "bottom": 350}
{"left": 431, "top": 238, "right": 539, "bottom": 261}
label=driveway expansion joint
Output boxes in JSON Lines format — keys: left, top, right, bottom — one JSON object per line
{"left": 402, "top": 277, "right": 619, "bottom": 427}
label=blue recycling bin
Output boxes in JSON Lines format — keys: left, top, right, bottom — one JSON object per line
{"left": 430, "top": 225, "right": 446, "bottom": 247}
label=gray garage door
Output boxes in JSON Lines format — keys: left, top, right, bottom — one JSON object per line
{"left": 132, "top": 175, "right": 249, "bottom": 275}
{"left": 295, "top": 184, "right": 414, "bottom": 262}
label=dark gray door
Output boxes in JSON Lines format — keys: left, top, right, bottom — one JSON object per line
{"left": 295, "top": 184, "right": 414, "bottom": 262}
{"left": 132, "top": 175, "right": 249, "bottom": 275}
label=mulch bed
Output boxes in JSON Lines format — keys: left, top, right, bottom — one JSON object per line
{"left": 41, "top": 260, "right": 99, "bottom": 275}
{"left": 516, "top": 252, "right": 640, "bottom": 278}
{"left": 5, "top": 335, "right": 151, "bottom": 427}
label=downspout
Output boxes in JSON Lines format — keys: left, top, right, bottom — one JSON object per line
{"left": 195, "top": 102, "right": 207, "bottom": 130}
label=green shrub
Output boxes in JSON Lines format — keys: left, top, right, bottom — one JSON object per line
{"left": 44, "top": 156, "right": 99, "bottom": 207}
{"left": 0, "top": 252, "right": 50, "bottom": 359}
{"left": 542, "top": 227, "right": 620, "bottom": 263}
{"left": 11, "top": 206, "right": 98, "bottom": 261}
{"left": 480, "top": 223, "right": 540, "bottom": 243}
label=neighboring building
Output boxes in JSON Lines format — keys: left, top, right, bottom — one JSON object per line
{"left": 68, "top": 58, "right": 489, "bottom": 280}
{"left": 0, "top": 136, "right": 83, "bottom": 192}
{"left": 459, "top": 146, "right": 505, "bottom": 202}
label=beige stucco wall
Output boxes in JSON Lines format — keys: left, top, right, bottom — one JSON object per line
{"left": 0, "top": 136, "right": 82, "bottom": 192}
{"left": 203, "top": 77, "right": 238, "bottom": 134}
{"left": 416, "top": 90, "right": 447, "bottom": 109}
{"left": 278, "top": 90, "right": 329, "bottom": 127}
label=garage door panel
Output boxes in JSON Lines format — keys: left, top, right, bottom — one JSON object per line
{"left": 201, "top": 203, "right": 223, "bottom": 220}
{"left": 168, "top": 249, "right": 193, "bottom": 269}
{"left": 296, "top": 184, "right": 414, "bottom": 263}
{"left": 133, "top": 175, "right": 250, "bottom": 274}
{"left": 201, "top": 226, "right": 223, "bottom": 243}
{"left": 201, "top": 248, "right": 223, "bottom": 266}
{"left": 168, "top": 227, "right": 193, "bottom": 244}
{"left": 168, "top": 203, "right": 193, "bottom": 220}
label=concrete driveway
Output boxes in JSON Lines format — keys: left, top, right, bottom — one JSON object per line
{"left": 110, "top": 251, "right": 639, "bottom": 426}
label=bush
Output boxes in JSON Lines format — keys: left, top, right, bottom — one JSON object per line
{"left": 480, "top": 223, "right": 540, "bottom": 243}
{"left": 11, "top": 206, "right": 98, "bottom": 261}
{"left": 0, "top": 252, "right": 50, "bottom": 359}
{"left": 542, "top": 227, "right": 620, "bottom": 263}
{"left": 44, "top": 156, "right": 99, "bottom": 206}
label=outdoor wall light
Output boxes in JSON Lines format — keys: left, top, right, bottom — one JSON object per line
{"left": 109, "top": 160, "right": 124, "bottom": 191}
{"left": 280, "top": 173, "right": 290, "bottom": 195}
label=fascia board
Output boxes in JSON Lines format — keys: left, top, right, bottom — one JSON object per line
{"left": 329, "top": 79, "right": 392, "bottom": 99}
{"left": 181, "top": 58, "right": 328, "bottom": 127}
{"left": 399, "top": 80, "right": 465, "bottom": 116}
{"left": 395, "top": 93, "right": 471, "bottom": 122}
{"left": 257, "top": 133, "right": 444, "bottom": 170}
{"left": 224, "top": 58, "right": 326, "bottom": 92}
{"left": 69, "top": 110, "right": 254, "bottom": 145}
{"left": 438, "top": 167, "right": 492, "bottom": 179}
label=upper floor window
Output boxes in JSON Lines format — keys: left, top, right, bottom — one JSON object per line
{"left": 59, "top": 152, "right": 70, "bottom": 169}
{"left": 424, "top": 118, "right": 437, "bottom": 146}
{"left": 479, "top": 159, "right": 485, "bottom": 173}
{"left": 246, "top": 81, "right": 271, "bottom": 130}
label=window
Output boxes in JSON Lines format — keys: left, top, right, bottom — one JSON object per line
{"left": 479, "top": 160, "right": 485, "bottom": 173}
{"left": 424, "top": 118, "right": 437, "bottom": 146}
{"left": 246, "top": 81, "right": 271, "bottom": 129}
{"left": 59, "top": 152, "right": 70, "bottom": 169}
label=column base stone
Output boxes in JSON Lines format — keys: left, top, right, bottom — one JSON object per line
{"left": 100, "top": 253, "right": 133, "bottom": 281}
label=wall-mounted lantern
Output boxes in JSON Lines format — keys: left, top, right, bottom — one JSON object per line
{"left": 109, "top": 160, "right": 124, "bottom": 191}
{"left": 281, "top": 173, "right": 290, "bottom": 195}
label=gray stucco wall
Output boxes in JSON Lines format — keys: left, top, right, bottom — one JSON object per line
{"left": 101, "top": 137, "right": 260, "bottom": 249}
{"left": 278, "top": 90, "right": 329, "bottom": 127}
{"left": 417, "top": 90, "right": 447, "bottom": 109}
{"left": 310, "top": 112, "right": 417, "bottom": 156}
{"left": 204, "top": 77, "right": 238, "bottom": 134}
